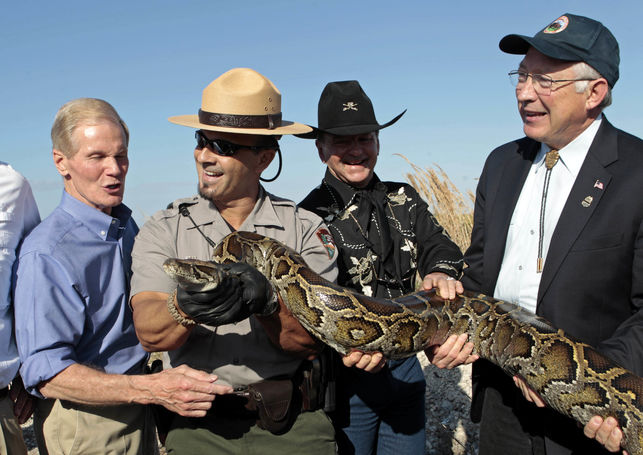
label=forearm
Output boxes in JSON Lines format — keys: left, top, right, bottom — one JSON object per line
{"left": 38, "top": 363, "right": 232, "bottom": 417}
{"left": 256, "top": 296, "right": 323, "bottom": 360}
{"left": 418, "top": 234, "right": 463, "bottom": 278}
{"left": 38, "top": 364, "right": 154, "bottom": 406}
{"left": 596, "top": 308, "right": 643, "bottom": 376}
{"left": 131, "top": 291, "right": 192, "bottom": 351}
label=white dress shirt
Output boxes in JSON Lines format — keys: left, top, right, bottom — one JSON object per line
{"left": 0, "top": 162, "right": 40, "bottom": 387}
{"left": 494, "top": 117, "right": 602, "bottom": 313}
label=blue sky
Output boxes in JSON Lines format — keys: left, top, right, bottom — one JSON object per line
{"left": 3, "top": 1, "right": 643, "bottom": 224}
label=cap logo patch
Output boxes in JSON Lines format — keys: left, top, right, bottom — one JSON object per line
{"left": 342, "top": 102, "right": 358, "bottom": 111}
{"left": 544, "top": 15, "right": 569, "bottom": 34}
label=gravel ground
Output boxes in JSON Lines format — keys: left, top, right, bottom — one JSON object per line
{"left": 21, "top": 355, "right": 479, "bottom": 455}
{"left": 420, "top": 352, "right": 479, "bottom": 455}
{"left": 21, "top": 418, "right": 36, "bottom": 455}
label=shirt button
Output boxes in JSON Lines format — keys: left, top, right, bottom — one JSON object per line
{"left": 530, "top": 229, "right": 535, "bottom": 235}
{"left": 111, "top": 220, "right": 116, "bottom": 225}
{"left": 518, "top": 265, "right": 523, "bottom": 271}
{"left": 100, "top": 230, "right": 106, "bottom": 236}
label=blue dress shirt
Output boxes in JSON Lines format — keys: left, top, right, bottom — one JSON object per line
{"left": 14, "top": 191, "right": 147, "bottom": 397}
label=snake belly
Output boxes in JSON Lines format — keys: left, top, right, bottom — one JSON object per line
{"left": 163, "top": 231, "right": 643, "bottom": 455}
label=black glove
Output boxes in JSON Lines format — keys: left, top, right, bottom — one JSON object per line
{"left": 175, "top": 262, "right": 278, "bottom": 326}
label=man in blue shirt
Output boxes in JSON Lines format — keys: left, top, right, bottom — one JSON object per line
{"left": 13, "top": 98, "right": 232, "bottom": 454}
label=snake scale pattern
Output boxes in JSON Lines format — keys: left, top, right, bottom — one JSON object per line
{"left": 164, "top": 231, "right": 643, "bottom": 454}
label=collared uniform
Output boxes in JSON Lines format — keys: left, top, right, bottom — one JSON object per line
{"left": 300, "top": 170, "right": 463, "bottom": 455}
{"left": 131, "top": 187, "right": 338, "bottom": 454}
{"left": 14, "top": 191, "right": 152, "bottom": 455}
{"left": 131, "top": 187, "right": 337, "bottom": 387}
{"left": 0, "top": 163, "right": 39, "bottom": 455}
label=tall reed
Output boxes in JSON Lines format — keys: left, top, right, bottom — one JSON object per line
{"left": 397, "top": 154, "right": 475, "bottom": 253}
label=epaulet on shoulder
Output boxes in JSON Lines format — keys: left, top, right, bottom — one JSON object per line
{"left": 166, "top": 197, "right": 198, "bottom": 210}
{"left": 266, "top": 192, "right": 296, "bottom": 207}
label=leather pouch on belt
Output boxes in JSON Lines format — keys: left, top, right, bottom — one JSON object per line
{"left": 248, "top": 379, "right": 294, "bottom": 435}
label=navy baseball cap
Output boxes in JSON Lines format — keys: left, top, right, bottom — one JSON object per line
{"left": 499, "top": 14, "right": 620, "bottom": 87}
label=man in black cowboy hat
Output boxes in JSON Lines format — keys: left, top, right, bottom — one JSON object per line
{"left": 299, "top": 80, "right": 478, "bottom": 454}
{"left": 462, "top": 13, "right": 643, "bottom": 454}
{"left": 130, "top": 68, "right": 340, "bottom": 454}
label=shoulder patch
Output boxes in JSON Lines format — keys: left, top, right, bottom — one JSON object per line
{"left": 316, "top": 228, "right": 336, "bottom": 259}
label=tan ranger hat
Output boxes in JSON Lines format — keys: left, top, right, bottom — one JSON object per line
{"left": 169, "top": 68, "right": 312, "bottom": 136}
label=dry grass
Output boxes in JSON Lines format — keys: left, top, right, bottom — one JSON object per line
{"left": 396, "top": 154, "right": 475, "bottom": 253}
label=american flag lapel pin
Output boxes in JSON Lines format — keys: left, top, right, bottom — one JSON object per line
{"left": 594, "top": 179, "right": 604, "bottom": 190}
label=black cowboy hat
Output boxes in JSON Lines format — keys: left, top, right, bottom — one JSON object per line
{"left": 297, "top": 80, "right": 405, "bottom": 139}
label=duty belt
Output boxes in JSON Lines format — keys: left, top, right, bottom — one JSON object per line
{"left": 208, "top": 360, "right": 324, "bottom": 434}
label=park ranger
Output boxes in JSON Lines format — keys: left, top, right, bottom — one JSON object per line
{"left": 130, "top": 68, "right": 339, "bottom": 454}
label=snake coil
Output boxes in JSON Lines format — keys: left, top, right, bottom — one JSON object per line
{"left": 163, "top": 231, "right": 643, "bottom": 454}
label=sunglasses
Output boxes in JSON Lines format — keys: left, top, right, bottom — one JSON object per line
{"left": 195, "top": 130, "right": 278, "bottom": 156}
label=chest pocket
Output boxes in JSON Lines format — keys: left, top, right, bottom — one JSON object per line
{"left": 570, "top": 233, "right": 623, "bottom": 252}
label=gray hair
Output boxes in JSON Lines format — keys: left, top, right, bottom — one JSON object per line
{"left": 573, "top": 62, "right": 612, "bottom": 109}
{"left": 51, "top": 98, "right": 129, "bottom": 157}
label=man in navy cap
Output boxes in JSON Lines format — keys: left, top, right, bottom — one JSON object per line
{"left": 463, "top": 13, "right": 643, "bottom": 454}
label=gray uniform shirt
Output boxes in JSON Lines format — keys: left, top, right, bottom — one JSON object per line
{"left": 131, "top": 187, "right": 338, "bottom": 387}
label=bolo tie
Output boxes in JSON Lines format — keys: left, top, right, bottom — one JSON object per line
{"left": 537, "top": 149, "right": 559, "bottom": 273}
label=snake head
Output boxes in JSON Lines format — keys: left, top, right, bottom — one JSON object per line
{"left": 162, "top": 258, "right": 226, "bottom": 292}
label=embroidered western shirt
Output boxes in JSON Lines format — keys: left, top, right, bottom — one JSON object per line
{"left": 300, "top": 170, "right": 463, "bottom": 299}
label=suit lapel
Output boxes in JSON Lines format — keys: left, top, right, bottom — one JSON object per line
{"left": 537, "top": 119, "right": 618, "bottom": 303}
{"left": 485, "top": 139, "right": 539, "bottom": 290}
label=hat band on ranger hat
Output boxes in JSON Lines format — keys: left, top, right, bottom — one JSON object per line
{"left": 169, "top": 68, "right": 312, "bottom": 136}
{"left": 198, "top": 109, "right": 282, "bottom": 130}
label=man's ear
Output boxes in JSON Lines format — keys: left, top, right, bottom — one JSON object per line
{"left": 585, "top": 78, "right": 608, "bottom": 111}
{"left": 53, "top": 149, "right": 69, "bottom": 177}
{"left": 315, "top": 139, "right": 327, "bottom": 163}
{"left": 257, "top": 149, "right": 276, "bottom": 173}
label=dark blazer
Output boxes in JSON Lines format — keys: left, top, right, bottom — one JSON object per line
{"left": 462, "top": 118, "right": 643, "bottom": 453}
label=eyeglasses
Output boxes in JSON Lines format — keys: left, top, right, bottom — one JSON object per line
{"left": 508, "top": 70, "right": 597, "bottom": 95}
{"left": 195, "top": 130, "right": 278, "bottom": 156}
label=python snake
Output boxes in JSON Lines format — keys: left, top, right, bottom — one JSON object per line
{"left": 164, "top": 231, "right": 643, "bottom": 454}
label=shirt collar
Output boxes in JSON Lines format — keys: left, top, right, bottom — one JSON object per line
{"left": 536, "top": 114, "right": 603, "bottom": 178}
{"left": 240, "top": 186, "right": 284, "bottom": 230}
{"left": 59, "top": 191, "right": 131, "bottom": 241}
{"left": 185, "top": 187, "right": 284, "bottom": 233}
{"left": 322, "top": 168, "right": 384, "bottom": 210}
